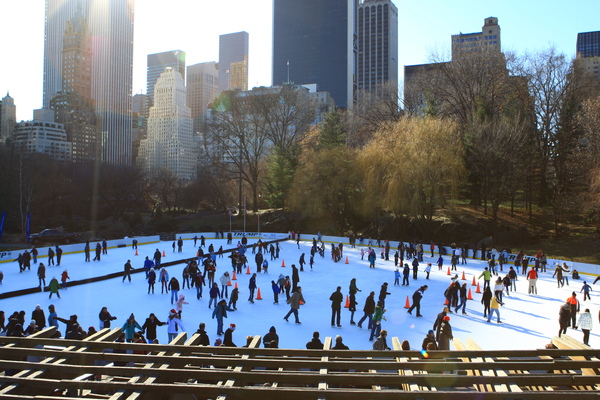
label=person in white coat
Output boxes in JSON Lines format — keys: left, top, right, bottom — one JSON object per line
{"left": 576, "top": 308, "right": 593, "bottom": 346}
{"left": 166, "top": 309, "right": 185, "bottom": 343}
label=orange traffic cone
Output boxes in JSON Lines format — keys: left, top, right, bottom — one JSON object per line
{"left": 256, "top": 288, "right": 263, "bottom": 300}
{"left": 228, "top": 280, "right": 232, "bottom": 286}
{"left": 135, "top": 249, "right": 139, "bottom": 256}
{"left": 234, "top": 282, "right": 238, "bottom": 289}
{"left": 162, "top": 250, "right": 166, "bottom": 257}
{"left": 447, "top": 267, "right": 451, "bottom": 275}
{"left": 246, "top": 265, "right": 251, "bottom": 275}
{"left": 232, "top": 271, "right": 237, "bottom": 281}
{"left": 467, "top": 288, "right": 473, "bottom": 300}
{"left": 404, "top": 296, "right": 411, "bottom": 309}
{"left": 472, "top": 276, "right": 477, "bottom": 286}
{"left": 476, "top": 282, "right": 481, "bottom": 293}
{"left": 281, "top": 260, "right": 285, "bottom": 267}
{"left": 344, "top": 295, "right": 350, "bottom": 308}
{"left": 461, "top": 271, "right": 466, "bottom": 280}
{"left": 444, "top": 298, "right": 449, "bottom": 305}
{"left": 345, "top": 256, "right": 349, "bottom": 264}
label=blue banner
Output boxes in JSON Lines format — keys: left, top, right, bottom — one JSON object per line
{"left": 26, "top": 212, "right": 31, "bottom": 243}
{"left": 0, "top": 211, "right": 6, "bottom": 243}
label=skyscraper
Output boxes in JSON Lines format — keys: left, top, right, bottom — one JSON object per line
{"left": 357, "top": 0, "right": 398, "bottom": 93}
{"left": 218, "top": 32, "right": 249, "bottom": 92}
{"left": 50, "top": 7, "right": 101, "bottom": 163}
{"left": 43, "top": 0, "right": 134, "bottom": 165}
{"left": 147, "top": 50, "right": 186, "bottom": 108}
{"left": 576, "top": 31, "right": 600, "bottom": 82}
{"left": 576, "top": 31, "right": 600, "bottom": 58}
{"left": 272, "top": 0, "right": 357, "bottom": 109}
{"left": 0, "top": 93, "right": 16, "bottom": 144}
{"left": 187, "top": 62, "right": 219, "bottom": 134}
{"left": 88, "top": 0, "right": 134, "bottom": 165}
{"left": 138, "top": 68, "right": 196, "bottom": 180}
{"left": 42, "top": 0, "right": 89, "bottom": 109}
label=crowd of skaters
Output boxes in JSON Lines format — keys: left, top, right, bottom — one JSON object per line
{"left": 2, "top": 233, "right": 599, "bottom": 350}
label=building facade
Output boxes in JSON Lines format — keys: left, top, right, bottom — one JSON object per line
{"left": 138, "top": 68, "right": 197, "bottom": 180}
{"left": 0, "top": 93, "right": 16, "bottom": 144}
{"left": 42, "top": 0, "right": 89, "bottom": 109}
{"left": 218, "top": 32, "right": 249, "bottom": 92}
{"left": 186, "top": 61, "right": 219, "bottom": 134}
{"left": 147, "top": 50, "right": 186, "bottom": 109}
{"left": 49, "top": 7, "right": 101, "bottom": 163}
{"left": 272, "top": 0, "right": 357, "bottom": 109}
{"left": 131, "top": 93, "right": 148, "bottom": 166}
{"left": 451, "top": 17, "right": 501, "bottom": 58}
{"left": 11, "top": 109, "right": 72, "bottom": 162}
{"left": 576, "top": 31, "right": 600, "bottom": 82}
{"left": 88, "top": 0, "right": 134, "bottom": 165}
{"left": 43, "top": 0, "right": 134, "bottom": 165}
{"left": 357, "top": 0, "right": 398, "bottom": 93}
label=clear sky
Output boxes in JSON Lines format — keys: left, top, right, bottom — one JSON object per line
{"left": 0, "top": 0, "right": 598, "bottom": 122}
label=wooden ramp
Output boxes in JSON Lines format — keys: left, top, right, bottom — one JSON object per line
{"left": 0, "top": 330, "right": 599, "bottom": 399}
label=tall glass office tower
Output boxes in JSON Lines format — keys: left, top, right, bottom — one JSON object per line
{"left": 272, "top": 0, "right": 357, "bottom": 109}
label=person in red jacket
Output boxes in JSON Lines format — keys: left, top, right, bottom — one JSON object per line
{"left": 526, "top": 268, "right": 538, "bottom": 295}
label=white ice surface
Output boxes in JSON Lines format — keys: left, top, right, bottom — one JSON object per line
{"left": 1, "top": 238, "right": 598, "bottom": 350}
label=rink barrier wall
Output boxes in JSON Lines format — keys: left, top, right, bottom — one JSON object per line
{"left": 0, "top": 237, "right": 287, "bottom": 300}
{"left": 296, "top": 233, "right": 600, "bottom": 278}
{"left": 0, "top": 236, "right": 160, "bottom": 263}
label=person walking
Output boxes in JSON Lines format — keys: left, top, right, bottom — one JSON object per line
{"left": 412, "top": 258, "right": 419, "bottom": 280}
{"left": 576, "top": 309, "right": 593, "bottom": 346}
{"left": 558, "top": 302, "right": 571, "bottom": 337}
{"left": 212, "top": 300, "right": 234, "bottom": 336}
{"left": 553, "top": 263, "right": 565, "bottom": 288}
{"left": 438, "top": 316, "right": 453, "bottom": 350}
{"left": 284, "top": 286, "right": 305, "bottom": 324}
{"left": 47, "top": 247, "right": 55, "bottom": 266}
{"left": 291, "top": 264, "right": 300, "bottom": 293}
{"left": 433, "top": 307, "right": 449, "bottom": 342}
{"left": 357, "top": 291, "right": 375, "bottom": 329}
{"left": 424, "top": 263, "right": 432, "bottom": 279}
{"left": 369, "top": 301, "right": 386, "bottom": 341}
{"left": 407, "top": 285, "right": 428, "bottom": 317}
{"left": 379, "top": 282, "right": 391, "bottom": 308}
{"left": 487, "top": 296, "right": 502, "bottom": 323}
{"left": 208, "top": 282, "right": 220, "bottom": 308}
{"left": 478, "top": 267, "right": 492, "bottom": 291}
{"left": 37, "top": 263, "right": 46, "bottom": 291}
{"left": 580, "top": 281, "right": 592, "bottom": 301}
{"left": 330, "top": 286, "right": 343, "bottom": 327}
{"left": 455, "top": 283, "right": 468, "bottom": 315}
{"left": 123, "top": 260, "right": 133, "bottom": 282}
{"left": 566, "top": 292, "right": 580, "bottom": 329}
{"left": 481, "top": 286, "right": 492, "bottom": 319}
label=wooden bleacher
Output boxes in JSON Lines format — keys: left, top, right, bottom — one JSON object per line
{"left": 0, "top": 327, "right": 598, "bottom": 399}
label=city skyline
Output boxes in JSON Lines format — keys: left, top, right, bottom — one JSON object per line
{"left": 1, "top": 0, "right": 598, "bottom": 121}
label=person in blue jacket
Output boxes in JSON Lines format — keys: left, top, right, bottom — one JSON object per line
{"left": 212, "top": 299, "right": 235, "bottom": 336}
{"left": 121, "top": 314, "right": 142, "bottom": 342}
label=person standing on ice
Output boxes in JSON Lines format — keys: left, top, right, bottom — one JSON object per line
{"left": 299, "top": 253, "right": 306, "bottom": 271}
{"left": 402, "top": 264, "right": 410, "bottom": 286}
{"left": 168, "top": 277, "right": 180, "bottom": 305}
{"left": 143, "top": 257, "right": 154, "bottom": 278}
{"left": 576, "top": 309, "right": 593, "bottom": 346}
{"left": 369, "top": 301, "right": 386, "bottom": 341}
{"left": 159, "top": 268, "right": 169, "bottom": 294}
{"left": 368, "top": 249, "right": 376, "bottom": 268}
{"left": 291, "top": 264, "right": 300, "bottom": 292}
{"left": 437, "top": 255, "right": 444, "bottom": 271}
{"left": 208, "top": 282, "right": 220, "bottom": 308}
{"left": 219, "top": 271, "right": 231, "bottom": 299}
{"left": 438, "top": 316, "right": 453, "bottom": 350}
{"left": 94, "top": 242, "right": 101, "bottom": 261}
{"left": 248, "top": 273, "right": 257, "bottom": 303}
{"left": 175, "top": 294, "right": 188, "bottom": 318}
{"left": 348, "top": 278, "right": 361, "bottom": 325}
{"left": 123, "top": 260, "right": 133, "bottom": 282}
{"left": 37, "top": 263, "right": 46, "bottom": 290}
{"left": 330, "top": 286, "right": 343, "bottom": 327}
{"left": 147, "top": 268, "right": 156, "bottom": 294}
